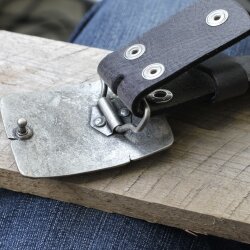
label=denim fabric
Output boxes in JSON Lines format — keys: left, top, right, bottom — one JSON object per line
{"left": 0, "top": 189, "right": 211, "bottom": 250}
{"left": 1, "top": 0, "right": 250, "bottom": 249}
{"left": 73, "top": 0, "right": 250, "bottom": 56}
{"left": 1, "top": 189, "right": 249, "bottom": 250}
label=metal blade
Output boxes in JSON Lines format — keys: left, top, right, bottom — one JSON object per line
{"left": 1, "top": 81, "right": 174, "bottom": 178}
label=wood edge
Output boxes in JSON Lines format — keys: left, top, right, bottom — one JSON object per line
{"left": 1, "top": 168, "right": 249, "bottom": 244}
{"left": 0, "top": 30, "right": 111, "bottom": 54}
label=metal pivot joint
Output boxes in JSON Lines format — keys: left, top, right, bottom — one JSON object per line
{"left": 98, "top": 97, "right": 123, "bottom": 131}
{"left": 91, "top": 80, "right": 151, "bottom": 136}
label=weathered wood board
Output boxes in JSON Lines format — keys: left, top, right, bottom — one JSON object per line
{"left": 1, "top": 31, "right": 250, "bottom": 244}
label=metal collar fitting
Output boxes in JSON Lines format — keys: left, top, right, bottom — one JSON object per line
{"left": 91, "top": 80, "right": 151, "bottom": 136}
{"left": 142, "top": 63, "right": 165, "bottom": 80}
{"left": 206, "top": 9, "right": 229, "bottom": 27}
{"left": 124, "top": 44, "right": 146, "bottom": 60}
{"left": 147, "top": 89, "right": 173, "bottom": 103}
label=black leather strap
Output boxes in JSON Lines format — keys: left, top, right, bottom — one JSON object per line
{"left": 198, "top": 54, "right": 249, "bottom": 102}
{"left": 98, "top": 0, "right": 250, "bottom": 116}
{"left": 149, "top": 54, "right": 249, "bottom": 113}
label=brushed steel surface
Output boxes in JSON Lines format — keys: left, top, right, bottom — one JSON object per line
{"left": 1, "top": 81, "right": 174, "bottom": 178}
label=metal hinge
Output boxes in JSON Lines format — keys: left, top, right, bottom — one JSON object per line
{"left": 90, "top": 80, "right": 151, "bottom": 136}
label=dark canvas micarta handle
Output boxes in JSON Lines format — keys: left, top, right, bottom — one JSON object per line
{"left": 98, "top": 0, "right": 250, "bottom": 116}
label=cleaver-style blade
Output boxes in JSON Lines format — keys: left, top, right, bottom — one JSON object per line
{"left": 1, "top": 81, "right": 174, "bottom": 178}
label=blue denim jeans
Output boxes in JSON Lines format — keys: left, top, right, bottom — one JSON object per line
{"left": 1, "top": 0, "right": 250, "bottom": 249}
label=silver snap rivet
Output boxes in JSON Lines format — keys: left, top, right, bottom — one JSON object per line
{"left": 206, "top": 9, "right": 228, "bottom": 27}
{"left": 94, "top": 116, "right": 106, "bottom": 127}
{"left": 17, "top": 118, "right": 28, "bottom": 135}
{"left": 147, "top": 89, "right": 173, "bottom": 104}
{"left": 124, "top": 44, "right": 146, "bottom": 60}
{"left": 14, "top": 118, "right": 33, "bottom": 140}
{"left": 119, "top": 108, "right": 130, "bottom": 117}
{"left": 142, "top": 63, "right": 165, "bottom": 80}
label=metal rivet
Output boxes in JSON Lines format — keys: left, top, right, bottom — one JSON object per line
{"left": 206, "top": 9, "right": 228, "bottom": 27}
{"left": 94, "top": 116, "right": 106, "bottom": 127}
{"left": 17, "top": 118, "right": 28, "bottom": 135}
{"left": 14, "top": 118, "right": 33, "bottom": 140}
{"left": 119, "top": 108, "right": 130, "bottom": 117}
{"left": 124, "top": 44, "right": 146, "bottom": 60}
{"left": 142, "top": 63, "right": 165, "bottom": 80}
{"left": 147, "top": 89, "right": 173, "bottom": 104}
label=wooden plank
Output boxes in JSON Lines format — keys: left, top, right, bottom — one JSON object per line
{"left": 1, "top": 31, "right": 250, "bottom": 243}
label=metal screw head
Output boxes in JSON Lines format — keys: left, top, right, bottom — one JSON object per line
{"left": 142, "top": 63, "right": 165, "bottom": 80}
{"left": 124, "top": 44, "right": 146, "bottom": 60}
{"left": 94, "top": 116, "right": 106, "bottom": 127}
{"left": 206, "top": 9, "right": 228, "bottom": 27}
{"left": 119, "top": 108, "right": 130, "bottom": 117}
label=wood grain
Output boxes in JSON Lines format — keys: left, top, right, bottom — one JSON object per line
{"left": 1, "top": 31, "right": 250, "bottom": 244}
